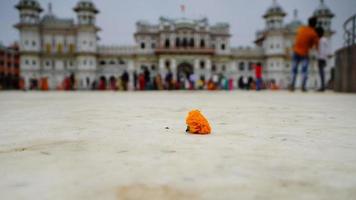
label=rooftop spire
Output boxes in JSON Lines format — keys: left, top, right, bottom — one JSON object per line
{"left": 48, "top": 2, "right": 53, "bottom": 15}
{"left": 293, "top": 9, "right": 298, "bottom": 19}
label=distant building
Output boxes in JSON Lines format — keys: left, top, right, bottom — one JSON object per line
{"left": 255, "top": 0, "right": 335, "bottom": 89}
{"left": 15, "top": 0, "right": 334, "bottom": 90}
{"left": 0, "top": 43, "right": 20, "bottom": 89}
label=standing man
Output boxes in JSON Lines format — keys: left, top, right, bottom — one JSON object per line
{"left": 121, "top": 70, "right": 129, "bottom": 91}
{"left": 165, "top": 70, "right": 173, "bottom": 90}
{"left": 316, "top": 27, "right": 330, "bottom": 92}
{"left": 254, "top": 62, "right": 263, "bottom": 91}
{"left": 289, "top": 17, "right": 319, "bottom": 92}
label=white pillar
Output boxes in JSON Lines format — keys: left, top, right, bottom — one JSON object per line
{"left": 128, "top": 60, "right": 135, "bottom": 90}
{"left": 171, "top": 58, "right": 177, "bottom": 81}
{"left": 194, "top": 58, "right": 200, "bottom": 74}
{"left": 193, "top": 59, "right": 200, "bottom": 89}
{"left": 23, "top": 74, "right": 29, "bottom": 90}
{"left": 229, "top": 61, "right": 236, "bottom": 79}
{"left": 195, "top": 34, "right": 199, "bottom": 48}
{"left": 171, "top": 34, "right": 176, "bottom": 48}
{"left": 244, "top": 61, "right": 248, "bottom": 77}
{"left": 159, "top": 57, "right": 165, "bottom": 77}
{"left": 205, "top": 58, "right": 212, "bottom": 80}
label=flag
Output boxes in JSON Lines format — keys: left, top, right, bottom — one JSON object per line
{"left": 180, "top": 4, "right": 186, "bottom": 13}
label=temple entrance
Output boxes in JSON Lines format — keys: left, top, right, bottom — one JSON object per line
{"left": 177, "top": 62, "right": 193, "bottom": 79}
{"left": 177, "top": 62, "right": 194, "bottom": 90}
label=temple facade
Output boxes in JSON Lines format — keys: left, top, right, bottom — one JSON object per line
{"left": 15, "top": 0, "right": 334, "bottom": 90}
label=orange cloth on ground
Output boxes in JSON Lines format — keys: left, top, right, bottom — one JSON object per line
{"left": 293, "top": 26, "right": 319, "bottom": 57}
{"left": 186, "top": 110, "right": 211, "bottom": 134}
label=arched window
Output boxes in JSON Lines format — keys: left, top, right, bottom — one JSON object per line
{"left": 119, "top": 60, "right": 125, "bottom": 65}
{"left": 221, "top": 44, "right": 226, "bottom": 50}
{"left": 189, "top": 38, "right": 194, "bottom": 47}
{"left": 270, "top": 20, "right": 275, "bottom": 28}
{"left": 182, "top": 38, "right": 188, "bottom": 48}
{"left": 175, "top": 38, "right": 180, "bottom": 48}
{"left": 248, "top": 62, "right": 253, "bottom": 71}
{"left": 200, "top": 61, "right": 205, "bottom": 69}
{"left": 212, "top": 65, "right": 216, "bottom": 72}
{"left": 239, "top": 62, "right": 245, "bottom": 71}
{"left": 141, "top": 42, "right": 145, "bottom": 49}
{"left": 200, "top": 39, "right": 205, "bottom": 48}
{"left": 165, "top": 60, "right": 170, "bottom": 68}
{"left": 165, "top": 39, "right": 170, "bottom": 48}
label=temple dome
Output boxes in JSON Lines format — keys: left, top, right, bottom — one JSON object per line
{"left": 15, "top": 0, "right": 43, "bottom": 12}
{"left": 263, "top": 0, "right": 286, "bottom": 18}
{"left": 313, "top": 0, "right": 334, "bottom": 18}
{"left": 74, "top": 0, "right": 99, "bottom": 14}
{"left": 286, "top": 10, "right": 303, "bottom": 32}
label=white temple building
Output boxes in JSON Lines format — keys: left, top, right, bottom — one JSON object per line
{"left": 15, "top": 0, "right": 335, "bottom": 90}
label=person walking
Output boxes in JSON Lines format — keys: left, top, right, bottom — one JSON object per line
{"left": 289, "top": 17, "right": 319, "bottom": 92}
{"left": 144, "top": 68, "right": 151, "bottom": 90}
{"left": 165, "top": 70, "right": 173, "bottom": 90}
{"left": 121, "top": 70, "right": 129, "bottom": 91}
{"left": 138, "top": 73, "right": 145, "bottom": 90}
{"left": 254, "top": 62, "right": 263, "bottom": 91}
{"left": 315, "top": 27, "right": 330, "bottom": 92}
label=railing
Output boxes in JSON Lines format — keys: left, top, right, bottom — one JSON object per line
{"left": 344, "top": 14, "right": 356, "bottom": 47}
{"left": 98, "top": 46, "right": 138, "bottom": 56}
{"left": 334, "top": 14, "right": 356, "bottom": 93}
{"left": 155, "top": 47, "right": 215, "bottom": 55}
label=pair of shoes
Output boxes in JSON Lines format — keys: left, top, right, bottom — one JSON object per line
{"left": 317, "top": 88, "right": 325, "bottom": 92}
{"left": 302, "top": 87, "right": 308, "bottom": 92}
{"left": 288, "top": 85, "right": 295, "bottom": 92}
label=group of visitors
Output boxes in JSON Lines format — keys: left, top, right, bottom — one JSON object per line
{"left": 127, "top": 61, "right": 280, "bottom": 91}
{"left": 289, "top": 16, "right": 330, "bottom": 92}
{"left": 91, "top": 64, "right": 276, "bottom": 91}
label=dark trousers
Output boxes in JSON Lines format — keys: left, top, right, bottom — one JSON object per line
{"left": 318, "top": 59, "right": 326, "bottom": 90}
{"left": 256, "top": 78, "right": 262, "bottom": 91}
{"left": 291, "top": 53, "right": 309, "bottom": 90}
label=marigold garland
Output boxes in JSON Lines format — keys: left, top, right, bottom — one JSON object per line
{"left": 185, "top": 110, "right": 211, "bottom": 134}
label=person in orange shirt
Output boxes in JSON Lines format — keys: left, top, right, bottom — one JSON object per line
{"left": 290, "top": 17, "right": 319, "bottom": 92}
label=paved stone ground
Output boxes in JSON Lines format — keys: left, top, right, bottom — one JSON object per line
{"left": 0, "top": 91, "right": 356, "bottom": 200}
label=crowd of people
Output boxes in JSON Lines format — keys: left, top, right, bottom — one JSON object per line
{"left": 83, "top": 63, "right": 279, "bottom": 91}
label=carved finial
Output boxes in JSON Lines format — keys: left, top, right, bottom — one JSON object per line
{"left": 48, "top": 3, "right": 52, "bottom": 14}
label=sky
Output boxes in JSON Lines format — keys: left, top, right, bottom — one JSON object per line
{"left": 0, "top": 0, "right": 355, "bottom": 51}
